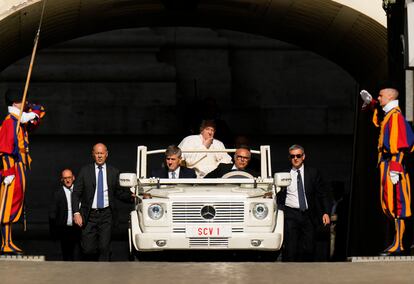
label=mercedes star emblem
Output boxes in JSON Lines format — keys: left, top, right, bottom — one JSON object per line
{"left": 200, "top": 205, "right": 216, "bottom": 220}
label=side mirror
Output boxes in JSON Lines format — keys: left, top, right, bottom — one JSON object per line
{"left": 119, "top": 173, "right": 138, "bottom": 187}
{"left": 274, "top": 172, "right": 292, "bottom": 187}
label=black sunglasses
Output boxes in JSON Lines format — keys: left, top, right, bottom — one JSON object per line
{"left": 289, "top": 154, "right": 303, "bottom": 159}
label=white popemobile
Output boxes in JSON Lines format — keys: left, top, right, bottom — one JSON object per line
{"left": 119, "top": 145, "right": 291, "bottom": 258}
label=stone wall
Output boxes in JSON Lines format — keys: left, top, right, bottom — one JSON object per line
{"left": 0, "top": 27, "right": 357, "bottom": 223}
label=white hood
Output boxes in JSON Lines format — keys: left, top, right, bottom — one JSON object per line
{"left": 146, "top": 185, "right": 267, "bottom": 199}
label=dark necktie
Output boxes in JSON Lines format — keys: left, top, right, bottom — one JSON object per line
{"left": 171, "top": 171, "right": 176, "bottom": 179}
{"left": 97, "top": 166, "right": 104, "bottom": 208}
{"left": 297, "top": 170, "right": 307, "bottom": 211}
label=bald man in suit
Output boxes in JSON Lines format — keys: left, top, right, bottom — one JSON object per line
{"left": 205, "top": 146, "right": 257, "bottom": 178}
{"left": 49, "top": 169, "right": 81, "bottom": 261}
{"left": 72, "top": 143, "right": 133, "bottom": 261}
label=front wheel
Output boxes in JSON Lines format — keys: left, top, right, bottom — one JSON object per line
{"left": 128, "top": 220, "right": 136, "bottom": 261}
{"left": 128, "top": 251, "right": 136, "bottom": 261}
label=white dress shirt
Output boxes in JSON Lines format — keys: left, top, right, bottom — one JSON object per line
{"left": 178, "top": 134, "right": 232, "bottom": 178}
{"left": 169, "top": 167, "right": 181, "bottom": 179}
{"left": 63, "top": 185, "right": 74, "bottom": 226}
{"left": 92, "top": 163, "right": 109, "bottom": 209}
{"left": 285, "top": 165, "right": 308, "bottom": 209}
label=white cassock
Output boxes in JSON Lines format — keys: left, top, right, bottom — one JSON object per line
{"left": 178, "top": 134, "right": 232, "bottom": 178}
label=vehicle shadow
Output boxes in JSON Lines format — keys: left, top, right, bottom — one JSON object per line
{"left": 133, "top": 250, "right": 281, "bottom": 262}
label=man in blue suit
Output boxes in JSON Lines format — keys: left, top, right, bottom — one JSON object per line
{"left": 152, "top": 145, "right": 196, "bottom": 179}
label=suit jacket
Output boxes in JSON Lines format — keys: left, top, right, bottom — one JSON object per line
{"left": 205, "top": 163, "right": 258, "bottom": 178}
{"left": 277, "top": 166, "right": 332, "bottom": 226}
{"left": 72, "top": 163, "right": 132, "bottom": 225}
{"left": 151, "top": 166, "right": 196, "bottom": 178}
{"left": 49, "top": 186, "right": 70, "bottom": 235}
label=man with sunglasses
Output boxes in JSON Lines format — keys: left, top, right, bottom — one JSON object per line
{"left": 279, "top": 144, "right": 331, "bottom": 262}
{"left": 205, "top": 146, "right": 257, "bottom": 178}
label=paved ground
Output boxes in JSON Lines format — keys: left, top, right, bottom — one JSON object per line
{"left": 0, "top": 260, "right": 414, "bottom": 284}
{"left": 4, "top": 224, "right": 414, "bottom": 283}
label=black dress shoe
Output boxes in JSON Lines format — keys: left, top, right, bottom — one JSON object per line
{"left": 379, "top": 250, "right": 405, "bottom": 257}
{"left": 0, "top": 250, "right": 24, "bottom": 256}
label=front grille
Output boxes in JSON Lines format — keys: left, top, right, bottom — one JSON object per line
{"left": 173, "top": 228, "right": 186, "bottom": 233}
{"left": 189, "top": 237, "right": 229, "bottom": 248}
{"left": 232, "top": 227, "right": 244, "bottom": 233}
{"left": 172, "top": 202, "right": 244, "bottom": 223}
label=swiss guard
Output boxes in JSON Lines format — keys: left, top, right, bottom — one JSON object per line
{"left": 360, "top": 84, "right": 414, "bottom": 256}
{"left": 0, "top": 89, "right": 45, "bottom": 254}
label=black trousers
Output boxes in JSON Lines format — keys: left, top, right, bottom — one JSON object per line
{"left": 58, "top": 225, "right": 81, "bottom": 261}
{"left": 282, "top": 206, "right": 315, "bottom": 262}
{"left": 81, "top": 207, "right": 112, "bottom": 261}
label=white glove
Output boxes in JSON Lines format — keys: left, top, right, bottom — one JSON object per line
{"left": 390, "top": 171, "right": 400, "bottom": 185}
{"left": 3, "top": 175, "right": 15, "bottom": 185}
{"left": 360, "top": 90, "right": 372, "bottom": 107}
{"left": 20, "top": 112, "right": 39, "bottom": 124}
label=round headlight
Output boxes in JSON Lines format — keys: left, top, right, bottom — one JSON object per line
{"left": 253, "top": 203, "right": 268, "bottom": 220}
{"left": 148, "top": 204, "right": 164, "bottom": 220}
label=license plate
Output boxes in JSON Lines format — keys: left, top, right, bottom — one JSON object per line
{"left": 186, "top": 225, "right": 232, "bottom": 237}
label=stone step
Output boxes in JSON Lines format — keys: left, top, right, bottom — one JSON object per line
{"left": 0, "top": 255, "right": 45, "bottom": 262}
{"left": 349, "top": 256, "right": 414, "bottom": 262}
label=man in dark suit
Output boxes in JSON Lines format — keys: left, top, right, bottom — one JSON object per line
{"left": 49, "top": 168, "right": 81, "bottom": 261}
{"left": 72, "top": 143, "right": 133, "bottom": 261}
{"left": 152, "top": 145, "right": 196, "bottom": 178}
{"left": 205, "top": 146, "right": 257, "bottom": 178}
{"left": 279, "top": 144, "right": 332, "bottom": 262}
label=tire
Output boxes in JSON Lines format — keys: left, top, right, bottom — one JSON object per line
{"left": 128, "top": 219, "right": 136, "bottom": 261}
{"left": 128, "top": 250, "right": 136, "bottom": 261}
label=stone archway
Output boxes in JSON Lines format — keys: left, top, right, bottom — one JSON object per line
{"left": 0, "top": 0, "right": 389, "bottom": 259}
{"left": 0, "top": 0, "right": 387, "bottom": 84}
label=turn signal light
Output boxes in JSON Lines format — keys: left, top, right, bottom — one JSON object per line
{"left": 143, "top": 193, "right": 152, "bottom": 199}
{"left": 263, "top": 192, "right": 273, "bottom": 199}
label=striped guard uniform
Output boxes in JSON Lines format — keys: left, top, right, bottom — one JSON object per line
{"left": 0, "top": 104, "right": 45, "bottom": 253}
{"left": 375, "top": 105, "right": 414, "bottom": 253}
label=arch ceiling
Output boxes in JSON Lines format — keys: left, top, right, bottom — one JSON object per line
{"left": 0, "top": 0, "right": 387, "bottom": 84}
